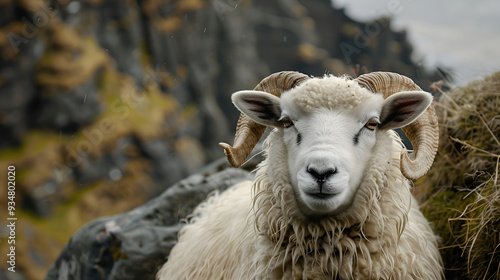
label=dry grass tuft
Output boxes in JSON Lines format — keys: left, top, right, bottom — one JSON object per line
{"left": 419, "top": 72, "right": 500, "bottom": 280}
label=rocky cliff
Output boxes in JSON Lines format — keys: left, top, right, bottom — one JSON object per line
{"left": 0, "top": 0, "right": 442, "bottom": 279}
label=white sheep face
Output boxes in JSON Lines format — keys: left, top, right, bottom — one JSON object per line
{"left": 280, "top": 96, "right": 382, "bottom": 216}
{"left": 232, "top": 77, "right": 432, "bottom": 216}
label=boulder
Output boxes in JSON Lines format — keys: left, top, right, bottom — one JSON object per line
{"left": 45, "top": 159, "right": 253, "bottom": 280}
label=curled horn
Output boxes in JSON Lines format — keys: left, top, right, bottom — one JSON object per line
{"left": 355, "top": 72, "right": 439, "bottom": 180}
{"left": 219, "top": 71, "right": 310, "bottom": 168}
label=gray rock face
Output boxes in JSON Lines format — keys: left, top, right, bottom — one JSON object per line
{"left": 45, "top": 159, "right": 253, "bottom": 280}
{"left": 32, "top": 73, "right": 103, "bottom": 131}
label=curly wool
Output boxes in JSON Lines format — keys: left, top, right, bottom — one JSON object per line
{"left": 157, "top": 129, "right": 442, "bottom": 279}
{"left": 288, "top": 75, "right": 377, "bottom": 112}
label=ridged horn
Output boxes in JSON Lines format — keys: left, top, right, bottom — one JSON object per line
{"left": 355, "top": 72, "right": 439, "bottom": 180}
{"left": 219, "top": 71, "right": 310, "bottom": 168}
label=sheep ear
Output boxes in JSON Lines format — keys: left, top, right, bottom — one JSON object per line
{"left": 379, "top": 91, "right": 433, "bottom": 130}
{"left": 232, "top": 90, "right": 283, "bottom": 127}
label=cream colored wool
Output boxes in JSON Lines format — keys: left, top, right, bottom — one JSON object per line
{"left": 157, "top": 128, "right": 443, "bottom": 279}
{"left": 289, "top": 75, "right": 374, "bottom": 112}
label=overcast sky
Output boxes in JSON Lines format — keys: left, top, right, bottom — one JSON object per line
{"left": 331, "top": 0, "right": 500, "bottom": 85}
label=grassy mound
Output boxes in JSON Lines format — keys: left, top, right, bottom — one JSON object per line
{"left": 418, "top": 72, "right": 500, "bottom": 279}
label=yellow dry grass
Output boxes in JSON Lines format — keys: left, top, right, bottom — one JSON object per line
{"left": 419, "top": 72, "right": 500, "bottom": 280}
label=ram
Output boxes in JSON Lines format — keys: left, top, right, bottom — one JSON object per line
{"left": 157, "top": 71, "right": 443, "bottom": 279}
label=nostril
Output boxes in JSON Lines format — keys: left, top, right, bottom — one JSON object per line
{"left": 306, "top": 166, "right": 319, "bottom": 178}
{"left": 324, "top": 168, "right": 337, "bottom": 178}
{"left": 307, "top": 166, "right": 337, "bottom": 182}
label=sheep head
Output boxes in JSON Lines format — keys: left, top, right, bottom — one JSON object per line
{"left": 220, "top": 71, "right": 438, "bottom": 216}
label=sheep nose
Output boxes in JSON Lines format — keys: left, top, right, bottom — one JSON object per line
{"left": 307, "top": 166, "right": 337, "bottom": 183}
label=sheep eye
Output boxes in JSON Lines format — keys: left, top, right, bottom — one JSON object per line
{"left": 279, "top": 117, "right": 294, "bottom": 128}
{"left": 365, "top": 119, "right": 378, "bottom": 130}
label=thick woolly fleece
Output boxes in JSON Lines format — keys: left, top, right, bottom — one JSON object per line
{"left": 157, "top": 129, "right": 443, "bottom": 279}
{"left": 288, "top": 75, "right": 376, "bottom": 112}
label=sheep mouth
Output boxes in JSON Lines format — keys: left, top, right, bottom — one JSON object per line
{"left": 306, "top": 192, "right": 337, "bottom": 200}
